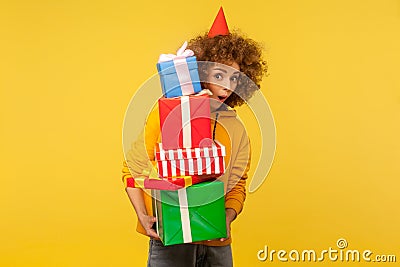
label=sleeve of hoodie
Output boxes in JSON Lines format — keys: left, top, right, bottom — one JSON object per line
{"left": 122, "top": 107, "right": 160, "bottom": 187}
{"left": 225, "top": 127, "right": 251, "bottom": 216}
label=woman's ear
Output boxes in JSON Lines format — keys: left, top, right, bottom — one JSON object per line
{"left": 236, "top": 73, "right": 245, "bottom": 88}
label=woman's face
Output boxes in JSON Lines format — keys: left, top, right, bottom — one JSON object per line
{"left": 204, "top": 61, "right": 240, "bottom": 108}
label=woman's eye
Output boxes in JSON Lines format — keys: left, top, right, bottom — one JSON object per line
{"left": 231, "top": 76, "right": 239, "bottom": 82}
{"left": 214, "top": 73, "right": 223, "bottom": 80}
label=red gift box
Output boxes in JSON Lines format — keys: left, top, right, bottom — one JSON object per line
{"left": 158, "top": 95, "right": 212, "bottom": 150}
{"left": 125, "top": 175, "right": 216, "bottom": 190}
{"left": 155, "top": 141, "right": 226, "bottom": 178}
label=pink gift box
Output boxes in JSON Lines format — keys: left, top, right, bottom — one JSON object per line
{"left": 125, "top": 175, "right": 216, "bottom": 190}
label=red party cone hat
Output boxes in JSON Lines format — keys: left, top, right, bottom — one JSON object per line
{"left": 208, "top": 7, "right": 229, "bottom": 38}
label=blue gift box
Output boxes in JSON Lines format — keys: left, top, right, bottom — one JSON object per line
{"left": 157, "top": 56, "right": 202, "bottom": 98}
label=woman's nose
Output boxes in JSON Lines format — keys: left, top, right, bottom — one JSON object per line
{"left": 220, "top": 79, "right": 231, "bottom": 90}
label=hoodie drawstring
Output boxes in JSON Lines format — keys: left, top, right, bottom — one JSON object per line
{"left": 213, "top": 113, "right": 219, "bottom": 141}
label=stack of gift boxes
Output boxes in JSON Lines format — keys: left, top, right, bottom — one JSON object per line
{"left": 128, "top": 42, "right": 228, "bottom": 246}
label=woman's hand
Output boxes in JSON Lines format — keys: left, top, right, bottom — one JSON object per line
{"left": 138, "top": 213, "right": 160, "bottom": 240}
{"left": 220, "top": 208, "right": 237, "bottom": 242}
{"left": 125, "top": 187, "right": 160, "bottom": 240}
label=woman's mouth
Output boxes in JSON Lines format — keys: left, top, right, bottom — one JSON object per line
{"left": 217, "top": 95, "right": 227, "bottom": 102}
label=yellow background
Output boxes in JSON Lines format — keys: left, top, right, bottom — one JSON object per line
{"left": 1, "top": 0, "right": 399, "bottom": 266}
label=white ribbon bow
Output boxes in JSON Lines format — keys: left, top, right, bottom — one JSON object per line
{"left": 158, "top": 41, "right": 194, "bottom": 63}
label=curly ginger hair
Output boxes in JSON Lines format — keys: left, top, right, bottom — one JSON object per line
{"left": 187, "top": 31, "right": 268, "bottom": 107}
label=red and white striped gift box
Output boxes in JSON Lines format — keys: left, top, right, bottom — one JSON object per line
{"left": 155, "top": 141, "right": 226, "bottom": 178}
